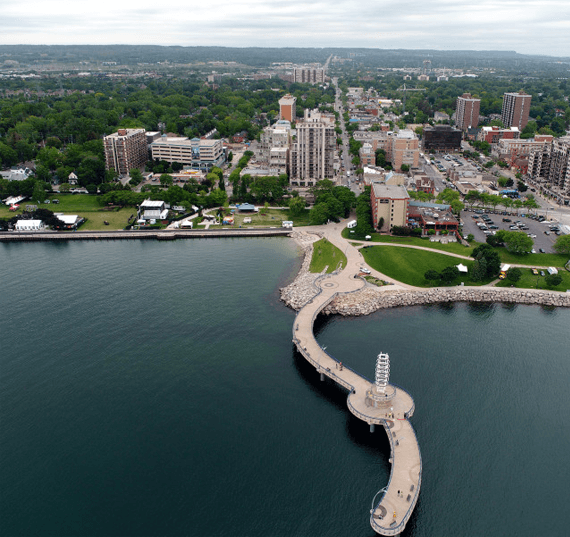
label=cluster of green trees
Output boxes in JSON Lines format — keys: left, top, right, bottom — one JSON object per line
{"left": 424, "top": 266, "right": 461, "bottom": 283}
{"left": 470, "top": 243, "right": 501, "bottom": 281}
{"left": 464, "top": 190, "right": 539, "bottom": 212}
{"left": 308, "top": 180, "right": 356, "bottom": 225}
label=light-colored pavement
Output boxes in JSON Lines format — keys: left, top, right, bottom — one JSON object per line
{"left": 292, "top": 221, "right": 422, "bottom": 535}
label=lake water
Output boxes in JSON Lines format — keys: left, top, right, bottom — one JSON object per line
{"left": 1, "top": 238, "right": 569, "bottom": 536}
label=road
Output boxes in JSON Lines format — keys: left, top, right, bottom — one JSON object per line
{"left": 333, "top": 79, "right": 360, "bottom": 195}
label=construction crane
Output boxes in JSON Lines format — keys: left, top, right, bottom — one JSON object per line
{"left": 396, "top": 84, "right": 427, "bottom": 115}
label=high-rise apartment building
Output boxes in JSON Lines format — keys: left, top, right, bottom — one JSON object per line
{"left": 293, "top": 67, "right": 325, "bottom": 85}
{"left": 528, "top": 136, "right": 570, "bottom": 202}
{"left": 259, "top": 121, "right": 291, "bottom": 175}
{"left": 501, "top": 91, "right": 532, "bottom": 130}
{"left": 455, "top": 93, "right": 480, "bottom": 131}
{"left": 279, "top": 94, "right": 297, "bottom": 122}
{"left": 289, "top": 109, "right": 335, "bottom": 186}
{"left": 104, "top": 129, "right": 148, "bottom": 175}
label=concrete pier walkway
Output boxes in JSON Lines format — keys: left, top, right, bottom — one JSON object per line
{"left": 291, "top": 232, "right": 421, "bottom": 535}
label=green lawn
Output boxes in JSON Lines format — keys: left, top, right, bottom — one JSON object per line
{"left": 495, "top": 250, "right": 569, "bottom": 267}
{"left": 228, "top": 208, "right": 311, "bottom": 228}
{"left": 361, "top": 245, "right": 493, "bottom": 287}
{"left": 343, "top": 228, "right": 474, "bottom": 256}
{"left": 495, "top": 267, "right": 570, "bottom": 292}
{"left": 0, "top": 194, "right": 133, "bottom": 230}
{"left": 310, "top": 238, "right": 347, "bottom": 273}
{"left": 343, "top": 228, "right": 569, "bottom": 268}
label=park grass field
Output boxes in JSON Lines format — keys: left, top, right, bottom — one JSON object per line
{"left": 495, "top": 267, "right": 570, "bottom": 292}
{"left": 310, "top": 238, "right": 347, "bottom": 273}
{"left": 0, "top": 194, "right": 133, "bottom": 230}
{"left": 361, "top": 245, "right": 493, "bottom": 287}
{"left": 342, "top": 228, "right": 569, "bottom": 267}
{"left": 230, "top": 208, "right": 311, "bottom": 227}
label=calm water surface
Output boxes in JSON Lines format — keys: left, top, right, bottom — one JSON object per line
{"left": 1, "top": 239, "right": 569, "bottom": 536}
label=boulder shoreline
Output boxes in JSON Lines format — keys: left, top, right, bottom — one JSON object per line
{"left": 280, "top": 234, "right": 570, "bottom": 315}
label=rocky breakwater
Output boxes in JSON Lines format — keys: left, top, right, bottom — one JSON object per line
{"left": 280, "top": 231, "right": 324, "bottom": 310}
{"left": 325, "top": 287, "right": 570, "bottom": 316}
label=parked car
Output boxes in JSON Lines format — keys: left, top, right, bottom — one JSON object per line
{"left": 539, "top": 248, "right": 545, "bottom": 253}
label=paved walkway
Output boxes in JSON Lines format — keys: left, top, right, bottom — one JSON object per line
{"left": 292, "top": 221, "right": 422, "bottom": 535}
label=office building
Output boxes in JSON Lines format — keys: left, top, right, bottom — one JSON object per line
{"left": 422, "top": 125, "right": 462, "bottom": 152}
{"left": 501, "top": 91, "right": 532, "bottom": 130}
{"left": 455, "top": 93, "right": 480, "bottom": 131}
{"left": 104, "top": 129, "right": 148, "bottom": 175}
{"left": 150, "top": 136, "right": 225, "bottom": 170}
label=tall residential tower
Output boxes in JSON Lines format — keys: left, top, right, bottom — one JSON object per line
{"left": 501, "top": 91, "right": 531, "bottom": 130}
{"left": 455, "top": 93, "right": 480, "bottom": 131}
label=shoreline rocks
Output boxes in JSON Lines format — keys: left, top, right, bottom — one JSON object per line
{"left": 280, "top": 237, "right": 570, "bottom": 315}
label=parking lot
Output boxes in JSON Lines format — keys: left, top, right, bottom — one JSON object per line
{"left": 461, "top": 209, "right": 561, "bottom": 253}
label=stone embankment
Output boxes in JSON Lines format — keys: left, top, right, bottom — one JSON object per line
{"left": 281, "top": 237, "right": 570, "bottom": 314}
{"left": 324, "top": 287, "right": 570, "bottom": 315}
{"left": 280, "top": 231, "right": 324, "bottom": 310}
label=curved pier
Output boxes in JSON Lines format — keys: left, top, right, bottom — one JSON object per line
{"left": 292, "top": 267, "right": 421, "bottom": 535}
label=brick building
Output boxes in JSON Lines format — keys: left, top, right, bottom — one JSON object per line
{"left": 501, "top": 91, "right": 532, "bottom": 130}
{"left": 455, "top": 93, "right": 480, "bottom": 131}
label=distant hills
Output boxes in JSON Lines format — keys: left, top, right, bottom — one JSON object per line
{"left": 0, "top": 45, "right": 568, "bottom": 71}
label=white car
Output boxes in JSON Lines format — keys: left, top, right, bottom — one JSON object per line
{"left": 360, "top": 267, "right": 371, "bottom": 274}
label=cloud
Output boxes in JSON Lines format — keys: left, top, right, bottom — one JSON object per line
{"left": 0, "top": 0, "right": 568, "bottom": 56}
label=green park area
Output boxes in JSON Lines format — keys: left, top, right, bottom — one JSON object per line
{"left": 310, "top": 238, "right": 347, "bottom": 273}
{"left": 496, "top": 268, "right": 570, "bottom": 292}
{"left": 0, "top": 194, "right": 133, "bottom": 230}
{"left": 343, "top": 228, "right": 569, "bottom": 268}
{"left": 361, "top": 245, "right": 491, "bottom": 287}
{"left": 228, "top": 208, "right": 310, "bottom": 228}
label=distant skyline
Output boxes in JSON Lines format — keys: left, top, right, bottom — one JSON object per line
{"left": 1, "top": 0, "right": 569, "bottom": 58}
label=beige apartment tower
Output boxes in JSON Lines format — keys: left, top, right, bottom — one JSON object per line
{"left": 501, "top": 91, "right": 532, "bottom": 130}
{"left": 289, "top": 109, "right": 335, "bottom": 186}
{"left": 104, "top": 129, "right": 148, "bottom": 175}
{"left": 455, "top": 93, "right": 480, "bottom": 131}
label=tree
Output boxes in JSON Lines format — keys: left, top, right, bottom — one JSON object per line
{"left": 59, "top": 183, "right": 71, "bottom": 192}
{"left": 471, "top": 257, "right": 487, "bottom": 282}
{"left": 288, "top": 196, "right": 306, "bottom": 216}
{"left": 32, "top": 181, "right": 46, "bottom": 203}
{"left": 160, "top": 174, "right": 173, "bottom": 187}
{"left": 129, "top": 169, "right": 144, "bottom": 186}
{"left": 441, "top": 265, "right": 460, "bottom": 283}
{"left": 495, "top": 230, "right": 533, "bottom": 254}
{"left": 378, "top": 217, "right": 385, "bottom": 230}
{"left": 545, "top": 273, "right": 563, "bottom": 287}
{"left": 401, "top": 164, "right": 410, "bottom": 172}
{"left": 471, "top": 243, "right": 501, "bottom": 277}
{"left": 553, "top": 234, "right": 570, "bottom": 255}
{"left": 507, "top": 267, "right": 522, "bottom": 283}
{"left": 517, "top": 181, "right": 528, "bottom": 193}
{"left": 424, "top": 269, "right": 440, "bottom": 281}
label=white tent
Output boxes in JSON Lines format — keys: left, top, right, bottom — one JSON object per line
{"left": 456, "top": 264, "right": 468, "bottom": 273}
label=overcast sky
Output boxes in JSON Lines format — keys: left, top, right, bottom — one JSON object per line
{"left": 1, "top": 0, "right": 569, "bottom": 57}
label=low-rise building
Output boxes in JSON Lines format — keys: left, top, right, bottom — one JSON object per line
{"left": 150, "top": 136, "right": 225, "bottom": 170}
{"left": 408, "top": 201, "right": 459, "bottom": 236}
{"left": 422, "top": 125, "right": 462, "bottom": 153}
{"left": 477, "top": 126, "right": 520, "bottom": 144}
{"left": 15, "top": 219, "right": 45, "bottom": 231}
{"left": 137, "top": 200, "right": 169, "bottom": 222}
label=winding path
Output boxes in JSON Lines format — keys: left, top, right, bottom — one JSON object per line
{"left": 291, "top": 224, "right": 422, "bottom": 535}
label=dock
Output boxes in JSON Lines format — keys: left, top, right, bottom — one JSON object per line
{"left": 292, "top": 243, "right": 421, "bottom": 535}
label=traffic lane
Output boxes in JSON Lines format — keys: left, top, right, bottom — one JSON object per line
{"left": 461, "top": 211, "right": 559, "bottom": 252}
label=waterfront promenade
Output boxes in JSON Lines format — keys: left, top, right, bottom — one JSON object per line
{"left": 291, "top": 226, "right": 421, "bottom": 535}
{"left": 0, "top": 227, "right": 291, "bottom": 242}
